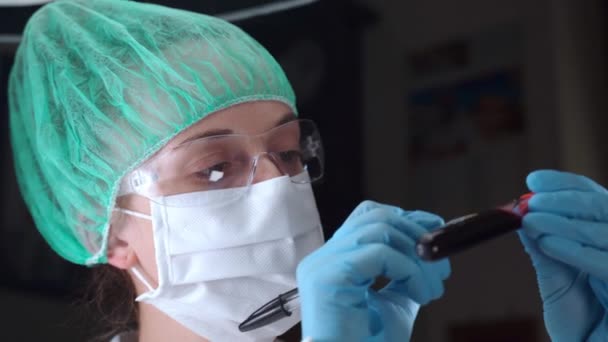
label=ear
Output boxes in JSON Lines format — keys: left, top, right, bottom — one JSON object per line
{"left": 107, "top": 230, "right": 139, "bottom": 269}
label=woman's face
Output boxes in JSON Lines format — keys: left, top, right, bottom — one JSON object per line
{"left": 108, "top": 100, "right": 296, "bottom": 293}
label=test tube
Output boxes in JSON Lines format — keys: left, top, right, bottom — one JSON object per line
{"left": 416, "top": 193, "right": 532, "bottom": 261}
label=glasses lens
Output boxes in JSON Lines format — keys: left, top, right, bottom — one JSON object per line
{"left": 278, "top": 120, "right": 323, "bottom": 183}
{"left": 120, "top": 119, "right": 324, "bottom": 206}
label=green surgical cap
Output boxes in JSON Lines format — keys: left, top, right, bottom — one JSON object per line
{"left": 9, "top": 0, "right": 296, "bottom": 265}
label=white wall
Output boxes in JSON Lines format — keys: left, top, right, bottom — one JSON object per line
{"left": 359, "top": 0, "right": 607, "bottom": 341}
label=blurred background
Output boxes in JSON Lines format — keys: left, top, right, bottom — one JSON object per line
{"left": 0, "top": 0, "right": 607, "bottom": 341}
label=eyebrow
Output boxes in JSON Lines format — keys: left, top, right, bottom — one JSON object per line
{"left": 274, "top": 112, "right": 297, "bottom": 126}
{"left": 176, "top": 112, "right": 296, "bottom": 147}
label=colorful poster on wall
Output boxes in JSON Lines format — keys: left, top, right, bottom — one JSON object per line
{"left": 407, "top": 68, "right": 524, "bottom": 163}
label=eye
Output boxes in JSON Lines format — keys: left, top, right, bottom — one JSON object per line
{"left": 195, "top": 162, "right": 232, "bottom": 183}
{"left": 278, "top": 150, "right": 303, "bottom": 163}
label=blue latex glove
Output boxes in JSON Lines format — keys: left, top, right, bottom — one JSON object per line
{"left": 297, "top": 201, "right": 451, "bottom": 342}
{"left": 519, "top": 170, "right": 608, "bottom": 342}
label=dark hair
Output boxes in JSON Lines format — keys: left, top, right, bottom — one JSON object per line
{"left": 84, "top": 264, "right": 139, "bottom": 341}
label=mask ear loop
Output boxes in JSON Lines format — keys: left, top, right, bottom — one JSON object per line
{"left": 112, "top": 208, "right": 156, "bottom": 292}
{"left": 113, "top": 208, "right": 153, "bottom": 221}
{"left": 131, "top": 266, "right": 156, "bottom": 292}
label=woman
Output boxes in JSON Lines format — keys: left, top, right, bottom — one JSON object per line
{"left": 11, "top": 1, "right": 608, "bottom": 342}
{"left": 9, "top": 1, "right": 449, "bottom": 341}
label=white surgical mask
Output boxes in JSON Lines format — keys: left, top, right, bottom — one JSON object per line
{"left": 117, "top": 175, "right": 324, "bottom": 341}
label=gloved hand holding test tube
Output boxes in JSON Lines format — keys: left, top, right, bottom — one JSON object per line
{"left": 240, "top": 194, "right": 533, "bottom": 333}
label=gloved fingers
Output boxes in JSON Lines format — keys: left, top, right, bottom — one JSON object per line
{"left": 528, "top": 192, "right": 608, "bottom": 222}
{"left": 407, "top": 257, "right": 450, "bottom": 302}
{"left": 538, "top": 235, "right": 608, "bottom": 281}
{"left": 518, "top": 230, "right": 549, "bottom": 262}
{"left": 306, "top": 221, "right": 420, "bottom": 266}
{"left": 366, "top": 288, "right": 420, "bottom": 322}
{"left": 518, "top": 231, "right": 583, "bottom": 304}
{"left": 341, "top": 200, "right": 410, "bottom": 227}
{"left": 381, "top": 278, "right": 443, "bottom": 305}
{"left": 588, "top": 276, "right": 608, "bottom": 309}
{"left": 308, "top": 222, "right": 417, "bottom": 266}
{"left": 302, "top": 243, "right": 423, "bottom": 289}
{"left": 330, "top": 216, "right": 450, "bottom": 304}
{"left": 519, "top": 230, "right": 577, "bottom": 277}
{"left": 523, "top": 213, "right": 608, "bottom": 249}
{"left": 365, "top": 289, "right": 420, "bottom": 340}
{"left": 342, "top": 222, "right": 418, "bottom": 254}
{"left": 339, "top": 200, "right": 443, "bottom": 230}
{"left": 332, "top": 207, "right": 436, "bottom": 243}
{"left": 527, "top": 170, "right": 608, "bottom": 193}
{"left": 380, "top": 257, "right": 450, "bottom": 305}
{"left": 404, "top": 210, "right": 445, "bottom": 230}
{"left": 428, "top": 257, "right": 451, "bottom": 280}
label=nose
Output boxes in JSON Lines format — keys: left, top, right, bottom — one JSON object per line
{"left": 251, "top": 153, "right": 285, "bottom": 184}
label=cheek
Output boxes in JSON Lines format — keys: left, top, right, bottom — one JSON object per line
{"left": 132, "top": 219, "right": 159, "bottom": 284}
